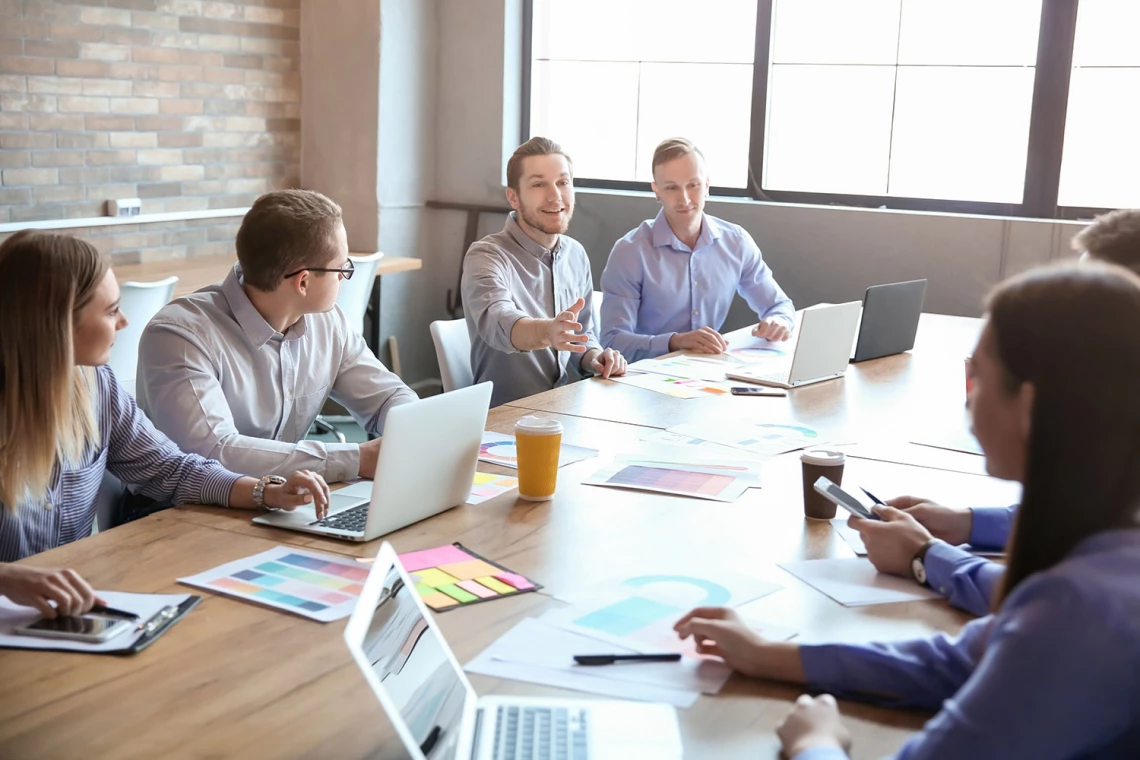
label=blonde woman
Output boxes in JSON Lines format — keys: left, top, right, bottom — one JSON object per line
{"left": 0, "top": 230, "right": 331, "bottom": 618}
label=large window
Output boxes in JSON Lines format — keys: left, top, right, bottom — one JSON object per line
{"left": 525, "top": 0, "right": 1131, "bottom": 219}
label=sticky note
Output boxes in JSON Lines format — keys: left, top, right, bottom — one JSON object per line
{"left": 410, "top": 567, "right": 459, "bottom": 588}
{"left": 438, "top": 584, "right": 478, "bottom": 603}
{"left": 472, "top": 472, "right": 500, "bottom": 485}
{"left": 494, "top": 572, "right": 535, "bottom": 591}
{"left": 438, "top": 559, "right": 502, "bottom": 581}
{"left": 475, "top": 576, "right": 517, "bottom": 595}
{"left": 414, "top": 581, "right": 436, "bottom": 598}
{"left": 420, "top": 592, "right": 460, "bottom": 610}
{"left": 457, "top": 579, "right": 498, "bottom": 599}
{"left": 399, "top": 544, "right": 474, "bottom": 572}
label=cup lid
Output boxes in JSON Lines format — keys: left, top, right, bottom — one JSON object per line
{"left": 515, "top": 415, "right": 563, "bottom": 435}
{"left": 800, "top": 448, "right": 846, "bottom": 466}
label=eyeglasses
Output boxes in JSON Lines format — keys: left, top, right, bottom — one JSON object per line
{"left": 283, "top": 258, "right": 355, "bottom": 280}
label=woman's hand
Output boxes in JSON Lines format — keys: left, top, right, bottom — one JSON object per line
{"left": 673, "top": 606, "right": 768, "bottom": 676}
{"left": 0, "top": 564, "right": 104, "bottom": 617}
{"left": 264, "top": 469, "right": 331, "bottom": 520}
{"left": 777, "top": 694, "right": 852, "bottom": 759}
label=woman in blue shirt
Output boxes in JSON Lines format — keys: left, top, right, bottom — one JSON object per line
{"left": 0, "top": 230, "right": 331, "bottom": 618}
{"left": 675, "top": 262, "right": 1140, "bottom": 759}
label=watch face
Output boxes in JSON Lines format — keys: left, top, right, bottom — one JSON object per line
{"left": 912, "top": 557, "right": 927, "bottom": 585}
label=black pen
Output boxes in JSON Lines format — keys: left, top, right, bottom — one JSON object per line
{"left": 860, "top": 487, "right": 886, "bottom": 506}
{"left": 89, "top": 603, "right": 139, "bottom": 620}
{"left": 573, "top": 653, "right": 682, "bottom": 666}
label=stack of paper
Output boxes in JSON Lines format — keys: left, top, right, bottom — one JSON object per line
{"left": 778, "top": 557, "right": 940, "bottom": 606}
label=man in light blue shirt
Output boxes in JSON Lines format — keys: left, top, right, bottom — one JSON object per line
{"left": 600, "top": 137, "right": 794, "bottom": 362}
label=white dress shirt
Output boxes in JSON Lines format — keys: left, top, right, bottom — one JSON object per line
{"left": 137, "top": 264, "right": 417, "bottom": 482}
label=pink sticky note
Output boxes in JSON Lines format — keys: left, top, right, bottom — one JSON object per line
{"left": 456, "top": 579, "right": 497, "bottom": 599}
{"left": 398, "top": 545, "right": 473, "bottom": 572}
{"left": 494, "top": 572, "right": 535, "bottom": 591}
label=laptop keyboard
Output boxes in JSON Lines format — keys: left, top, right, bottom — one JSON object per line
{"left": 747, "top": 368, "right": 789, "bottom": 384}
{"left": 312, "top": 504, "right": 367, "bottom": 533}
{"left": 491, "top": 705, "right": 589, "bottom": 760}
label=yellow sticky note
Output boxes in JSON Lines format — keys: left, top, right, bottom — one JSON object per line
{"left": 420, "top": 592, "right": 460, "bottom": 610}
{"left": 438, "top": 559, "right": 502, "bottom": 582}
{"left": 410, "top": 567, "right": 459, "bottom": 588}
{"left": 475, "top": 576, "right": 517, "bottom": 595}
{"left": 472, "top": 472, "right": 498, "bottom": 485}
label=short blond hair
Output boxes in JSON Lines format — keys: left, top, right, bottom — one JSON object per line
{"left": 506, "top": 137, "right": 573, "bottom": 191}
{"left": 1072, "top": 209, "right": 1140, "bottom": 277}
{"left": 236, "top": 189, "right": 343, "bottom": 292}
{"left": 651, "top": 137, "right": 705, "bottom": 179}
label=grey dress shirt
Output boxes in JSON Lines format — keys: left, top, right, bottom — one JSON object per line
{"left": 462, "top": 212, "right": 602, "bottom": 407}
{"left": 137, "top": 264, "right": 417, "bottom": 482}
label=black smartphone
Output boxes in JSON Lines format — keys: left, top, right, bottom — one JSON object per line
{"left": 729, "top": 386, "right": 786, "bottom": 397}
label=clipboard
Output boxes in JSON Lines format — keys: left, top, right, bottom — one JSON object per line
{"left": 0, "top": 593, "right": 201, "bottom": 656}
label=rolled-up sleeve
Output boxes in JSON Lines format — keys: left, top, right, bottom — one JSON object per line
{"left": 138, "top": 321, "right": 360, "bottom": 482}
{"left": 462, "top": 245, "right": 528, "bottom": 354}
{"left": 737, "top": 230, "right": 794, "bottom": 326}
{"left": 600, "top": 242, "right": 674, "bottom": 361}
{"left": 102, "top": 366, "right": 241, "bottom": 507}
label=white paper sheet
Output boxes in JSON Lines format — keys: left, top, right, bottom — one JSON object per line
{"left": 638, "top": 429, "right": 752, "bottom": 459}
{"left": 625, "top": 355, "right": 731, "bottom": 382}
{"left": 778, "top": 557, "right": 941, "bottom": 606}
{"left": 582, "top": 456, "right": 756, "bottom": 502}
{"left": 609, "top": 372, "right": 734, "bottom": 399}
{"left": 466, "top": 472, "right": 518, "bottom": 504}
{"left": 464, "top": 618, "right": 706, "bottom": 708}
{"left": 668, "top": 421, "right": 824, "bottom": 457}
{"left": 479, "top": 431, "right": 598, "bottom": 470}
{"left": 0, "top": 590, "right": 191, "bottom": 653}
{"left": 831, "top": 519, "right": 868, "bottom": 555}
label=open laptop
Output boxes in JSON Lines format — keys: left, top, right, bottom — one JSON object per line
{"left": 851, "top": 279, "right": 927, "bottom": 362}
{"left": 253, "top": 382, "right": 492, "bottom": 541}
{"left": 726, "top": 301, "right": 862, "bottom": 389}
{"left": 344, "top": 542, "right": 683, "bottom": 760}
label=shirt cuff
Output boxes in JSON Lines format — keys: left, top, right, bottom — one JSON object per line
{"left": 325, "top": 442, "right": 363, "bottom": 483}
{"left": 204, "top": 468, "right": 244, "bottom": 508}
{"left": 650, "top": 333, "right": 674, "bottom": 357}
{"left": 968, "top": 506, "right": 1014, "bottom": 549}
{"left": 923, "top": 540, "right": 969, "bottom": 597}
{"left": 792, "top": 747, "right": 849, "bottom": 760}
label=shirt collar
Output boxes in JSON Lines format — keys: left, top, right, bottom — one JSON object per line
{"left": 221, "top": 264, "right": 307, "bottom": 348}
{"left": 650, "top": 207, "right": 723, "bottom": 253}
{"left": 505, "top": 211, "right": 561, "bottom": 260}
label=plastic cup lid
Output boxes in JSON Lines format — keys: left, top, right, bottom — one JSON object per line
{"left": 800, "top": 448, "right": 846, "bottom": 466}
{"left": 515, "top": 415, "right": 563, "bottom": 435}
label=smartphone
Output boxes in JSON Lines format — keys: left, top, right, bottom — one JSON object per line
{"left": 729, "top": 386, "right": 786, "bottom": 397}
{"left": 13, "top": 614, "right": 132, "bottom": 643}
{"left": 813, "top": 477, "right": 881, "bottom": 520}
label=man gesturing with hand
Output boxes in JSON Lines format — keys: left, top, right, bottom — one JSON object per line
{"left": 463, "top": 137, "right": 626, "bottom": 406}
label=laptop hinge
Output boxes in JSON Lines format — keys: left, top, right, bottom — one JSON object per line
{"left": 470, "top": 707, "right": 485, "bottom": 760}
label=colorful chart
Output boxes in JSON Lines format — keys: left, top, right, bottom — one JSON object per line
{"left": 178, "top": 546, "right": 370, "bottom": 622}
{"left": 479, "top": 431, "right": 598, "bottom": 469}
{"left": 728, "top": 346, "right": 787, "bottom": 362}
{"left": 397, "top": 543, "right": 541, "bottom": 612}
{"left": 467, "top": 472, "right": 518, "bottom": 504}
{"left": 584, "top": 459, "right": 753, "bottom": 502}
{"left": 608, "top": 465, "right": 733, "bottom": 497}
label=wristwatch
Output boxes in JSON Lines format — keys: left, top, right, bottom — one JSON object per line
{"left": 911, "top": 539, "right": 940, "bottom": 586}
{"left": 253, "top": 475, "right": 287, "bottom": 509}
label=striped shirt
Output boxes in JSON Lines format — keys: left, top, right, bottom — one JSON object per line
{"left": 0, "top": 366, "right": 242, "bottom": 562}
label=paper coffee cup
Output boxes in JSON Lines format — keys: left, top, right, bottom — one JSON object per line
{"left": 515, "top": 415, "right": 563, "bottom": 501}
{"left": 801, "top": 449, "right": 846, "bottom": 520}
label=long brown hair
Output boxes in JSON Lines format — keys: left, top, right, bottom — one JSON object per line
{"left": 0, "top": 230, "right": 106, "bottom": 510}
{"left": 990, "top": 262, "right": 1140, "bottom": 605}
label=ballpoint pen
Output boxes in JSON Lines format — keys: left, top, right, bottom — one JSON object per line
{"left": 573, "top": 653, "right": 682, "bottom": 666}
{"left": 89, "top": 603, "right": 139, "bottom": 620}
{"left": 860, "top": 487, "right": 886, "bottom": 506}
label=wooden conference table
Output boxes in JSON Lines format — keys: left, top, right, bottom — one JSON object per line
{"left": 0, "top": 314, "right": 1013, "bottom": 759}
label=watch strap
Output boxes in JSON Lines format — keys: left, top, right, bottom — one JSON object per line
{"left": 253, "top": 475, "right": 287, "bottom": 509}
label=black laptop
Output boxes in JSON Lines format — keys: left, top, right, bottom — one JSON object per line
{"left": 851, "top": 279, "right": 927, "bottom": 362}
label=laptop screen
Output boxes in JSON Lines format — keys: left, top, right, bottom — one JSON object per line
{"left": 360, "top": 565, "right": 468, "bottom": 759}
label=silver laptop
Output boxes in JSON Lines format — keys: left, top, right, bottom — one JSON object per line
{"left": 726, "top": 301, "right": 862, "bottom": 388}
{"left": 344, "top": 542, "right": 683, "bottom": 760}
{"left": 253, "top": 382, "right": 492, "bottom": 541}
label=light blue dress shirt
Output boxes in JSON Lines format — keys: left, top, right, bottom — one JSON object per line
{"left": 796, "top": 529, "right": 1140, "bottom": 760}
{"left": 599, "top": 209, "right": 794, "bottom": 361}
{"left": 924, "top": 505, "right": 1017, "bottom": 616}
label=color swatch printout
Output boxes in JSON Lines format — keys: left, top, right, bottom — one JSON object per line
{"left": 466, "top": 472, "right": 518, "bottom": 504}
{"left": 610, "top": 372, "right": 733, "bottom": 399}
{"left": 398, "top": 543, "right": 541, "bottom": 612}
{"left": 178, "top": 546, "right": 370, "bottom": 622}
{"left": 583, "top": 456, "right": 759, "bottom": 502}
{"left": 479, "top": 431, "right": 598, "bottom": 469}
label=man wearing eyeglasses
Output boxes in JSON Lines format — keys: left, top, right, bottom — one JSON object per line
{"left": 137, "top": 189, "right": 416, "bottom": 484}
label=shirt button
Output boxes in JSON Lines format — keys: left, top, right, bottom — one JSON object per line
{"left": 693, "top": 310, "right": 699, "bottom": 316}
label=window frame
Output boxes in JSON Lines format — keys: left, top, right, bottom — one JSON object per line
{"left": 523, "top": 0, "right": 1115, "bottom": 220}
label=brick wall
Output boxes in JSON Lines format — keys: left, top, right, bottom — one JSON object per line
{"left": 0, "top": 0, "right": 300, "bottom": 264}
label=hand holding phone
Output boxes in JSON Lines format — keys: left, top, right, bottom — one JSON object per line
{"left": 813, "top": 477, "right": 881, "bottom": 520}
{"left": 730, "top": 386, "right": 787, "bottom": 397}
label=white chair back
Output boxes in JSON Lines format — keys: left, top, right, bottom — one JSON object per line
{"left": 336, "top": 252, "right": 384, "bottom": 335}
{"left": 108, "top": 276, "right": 178, "bottom": 393}
{"left": 430, "top": 318, "right": 474, "bottom": 393}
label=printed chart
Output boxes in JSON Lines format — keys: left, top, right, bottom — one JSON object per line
{"left": 478, "top": 431, "right": 598, "bottom": 469}
{"left": 583, "top": 456, "right": 760, "bottom": 502}
{"left": 668, "top": 421, "right": 822, "bottom": 457}
{"left": 398, "top": 543, "right": 540, "bottom": 612}
{"left": 610, "top": 372, "right": 733, "bottom": 399}
{"left": 466, "top": 472, "right": 518, "bottom": 504}
{"left": 179, "top": 546, "right": 370, "bottom": 622}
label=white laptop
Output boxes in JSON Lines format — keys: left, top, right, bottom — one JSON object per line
{"left": 726, "top": 301, "right": 862, "bottom": 389}
{"left": 253, "top": 382, "right": 492, "bottom": 541}
{"left": 344, "top": 542, "right": 683, "bottom": 760}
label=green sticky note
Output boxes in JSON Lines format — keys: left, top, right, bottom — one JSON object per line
{"left": 437, "top": 584, "right": 478, "bottom": 603}
{"left": 414, "top": 581, "right": 436, "bottom": 598}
